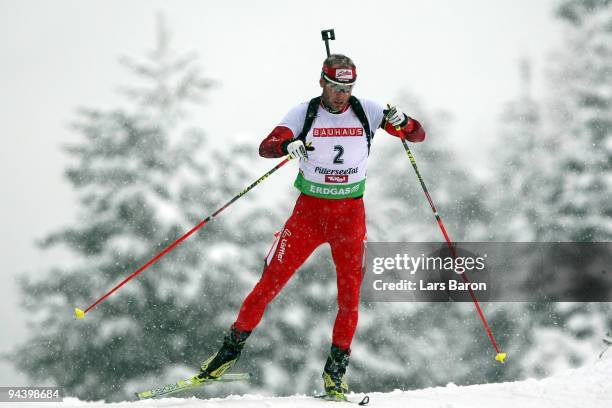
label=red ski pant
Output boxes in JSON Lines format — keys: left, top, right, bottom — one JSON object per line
{"left": 234, "top": 193, "right": 366, "bottom": 350}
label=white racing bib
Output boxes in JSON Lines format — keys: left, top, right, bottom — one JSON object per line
{"left": 279, "top": 98, "right": 384, "bottom": 199}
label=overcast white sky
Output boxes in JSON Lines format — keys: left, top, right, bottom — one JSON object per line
{"left": 0, "top": 0, "right": 561, "bottom": 387}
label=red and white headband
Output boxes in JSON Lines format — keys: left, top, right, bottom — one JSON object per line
{"left": 321, "top": 65, "right": 357, "bottom": 85}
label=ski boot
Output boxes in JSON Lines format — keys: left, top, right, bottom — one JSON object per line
{"left": 321, "top": 344, "right": 350, "bottom": 401}
{"left": 194, "top": 325, "right": 251, "bottom": 383}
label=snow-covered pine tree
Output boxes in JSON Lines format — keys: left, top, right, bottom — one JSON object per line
{"left": 491, "top": 59, "right": 551, "bottom": 241}
{"left": 516, "top": 0, "right": 612, "bottom": 378}
{"left": 546, "top": 0, "right": 612, "bottom": 242}
{"left": 10, "top": 16, "right": 281, "bottom": 401}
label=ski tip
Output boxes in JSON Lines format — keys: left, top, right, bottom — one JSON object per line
{"left": 74, "top": 307, "right": 85, "bottom": 320}
{"left": 495, "top": 352, "right": 507, "bottom": 364}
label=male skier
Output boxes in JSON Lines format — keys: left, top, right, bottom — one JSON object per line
{"left": 196, "top": 54, "right": 426, "bottom": 400}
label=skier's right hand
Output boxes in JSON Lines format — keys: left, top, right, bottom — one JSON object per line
{"left": 282, "top": 139, "right": 314, "bottom": 161}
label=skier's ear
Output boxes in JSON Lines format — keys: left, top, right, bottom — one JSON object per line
{"left": 319, "top": 78, "right": 325, "bottom": 88}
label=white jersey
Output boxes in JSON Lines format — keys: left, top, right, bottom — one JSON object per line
{"left": 279, "top": 97, "right": 385, "bottom": 199}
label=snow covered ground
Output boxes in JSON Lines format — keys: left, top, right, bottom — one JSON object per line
{"left": 4, "top": 356, "right": 611, "bottom": 408}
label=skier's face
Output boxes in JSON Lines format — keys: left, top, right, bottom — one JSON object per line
{"left": 320, "top": 77, "right": 353, "bottom": 112}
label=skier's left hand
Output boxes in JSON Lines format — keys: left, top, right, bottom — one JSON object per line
{"left": 384, "top": 105, "right": 408, "bottom": 128}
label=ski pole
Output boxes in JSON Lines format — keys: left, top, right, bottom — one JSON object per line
{"left": 393, "top": 110, "right": 506, "bottom": 364}
{"left": 74, "top": 155, "right": 295, "bottom": 320}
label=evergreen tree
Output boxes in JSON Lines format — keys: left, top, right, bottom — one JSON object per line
{"left": 10, "top": 17, "right": 281, "bottom": 401}
{"left": 518, "top": 0, "right": 612, "bottom": 376}
{"left": 491, "top": 59, "right": 552, "bottom": 241}
{"left": 485, "top": 0, "right": 612, "bottom": 378}
{"left": 546, "top": 0, "right": 612, "bottom": 242}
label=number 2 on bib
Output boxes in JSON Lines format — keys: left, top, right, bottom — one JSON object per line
{"left": 333, "top": 145, "right": 344, "bottom": 164}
